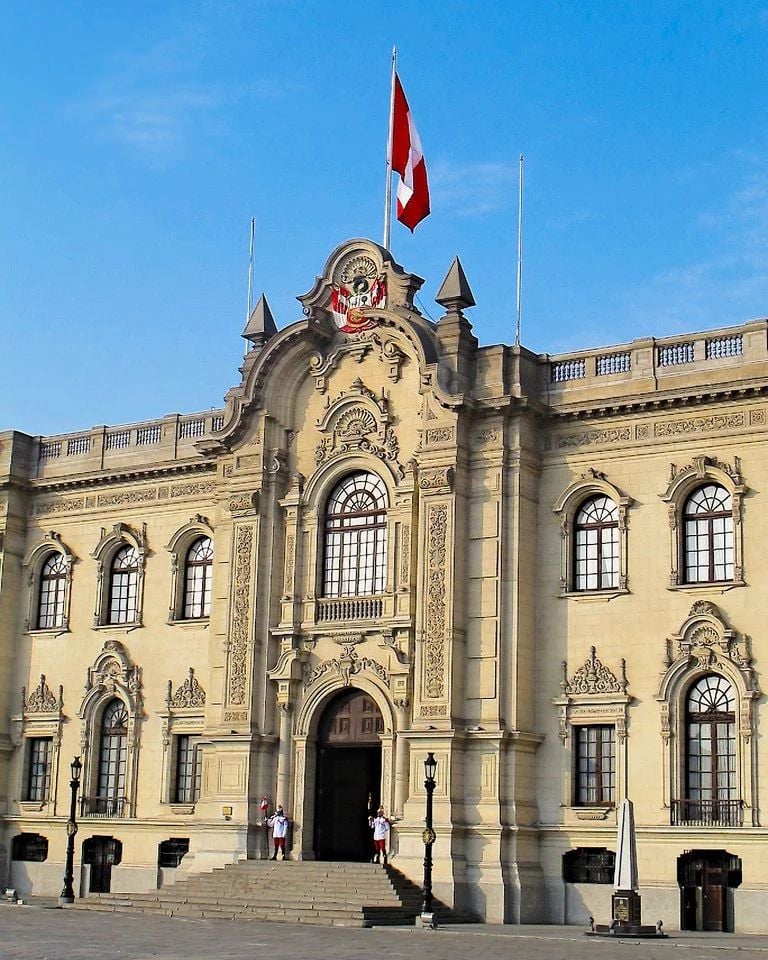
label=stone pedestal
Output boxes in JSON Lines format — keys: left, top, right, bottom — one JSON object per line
{"left": 612, "top": 889, "right": 641, "bottom": 926}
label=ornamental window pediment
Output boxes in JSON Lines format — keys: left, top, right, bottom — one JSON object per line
{"left": 314, "top": 380, "right": 400, "bottom": 475}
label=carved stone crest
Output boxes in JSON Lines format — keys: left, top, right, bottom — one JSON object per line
{"left": 561, "top": 647, "right": 627, "bottom": 696}
{"left": 168, "top": 667, "right": 206, "bottom": 709}
{"left": 23, "top": 675, "right": 61, "bottom": 714}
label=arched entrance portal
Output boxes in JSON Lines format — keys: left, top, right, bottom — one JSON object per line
{"left": 314, "top": 689, "right": 383, "bottom": 861}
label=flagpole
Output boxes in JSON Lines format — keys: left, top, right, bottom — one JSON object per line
{"left": 515, "top": 155, "right": 524, "bottom": 348}
{"left": 383, "top": 46, "right": 397, "bottom": 250}
{"left": 246, "top": 217, "right": 255, "bottom": 323}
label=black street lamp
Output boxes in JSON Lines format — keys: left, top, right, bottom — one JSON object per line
{"left": 420, "top": 752, "right": 437, "bottom": 927}
{"left": 59, "top": 756, "right": 82, "bottom": 906}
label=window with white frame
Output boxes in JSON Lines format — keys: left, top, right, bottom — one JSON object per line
{"left": 323, "top": 472, "right": 387, "bottom": 597}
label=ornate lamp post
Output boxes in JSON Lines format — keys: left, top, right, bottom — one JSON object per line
{"left": 420, "top": 752, "right": 437, "bottom": 928}
{"left": 59, "top": 756, "right": 82, "bottom": 906}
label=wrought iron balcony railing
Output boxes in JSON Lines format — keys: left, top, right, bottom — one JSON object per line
{"left": 79, "top": 796, "right": 127, "bottom": 819}
{"left": 671, "top": 798, "right": 743, "bottom": 827}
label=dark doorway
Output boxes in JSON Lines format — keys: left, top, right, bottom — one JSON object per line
{"left": 83, "top": 836, "right": 123, "bottom": 893}
{"left": 678, "top": 849, "right": 742, "bottom": 932}
{"left": 314, "top": 689, "right": 383, "bottom": 861}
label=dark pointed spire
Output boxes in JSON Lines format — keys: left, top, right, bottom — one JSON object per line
{"left": 435, "top": 257, "right": 476, "bottom": 311}
{"left": 242, "top": 294, "right": 277, "bottom": 346}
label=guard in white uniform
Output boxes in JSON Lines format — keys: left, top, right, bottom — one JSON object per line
{"left": 268, "top": 805, "right": 289, "bottom": 860}
{"left": 369, "top": 806, "right": 391, "bottom": 865}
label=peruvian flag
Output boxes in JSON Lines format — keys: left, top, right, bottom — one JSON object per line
{"left": 391, "top": 73, "right": 430, "bottom": 231}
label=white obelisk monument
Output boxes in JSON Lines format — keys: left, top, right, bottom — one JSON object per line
{"left": 612, "top": 798, "right": 641, "bottom": 927}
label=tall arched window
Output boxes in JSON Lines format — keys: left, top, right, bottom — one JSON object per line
{"left": 685, "top": 675, "right": 738, "bottom": 825}
{"left": 37, "top": 553, "right": 67, "bottom": 628}
{"left": 183, "top": 537, "right": 214, "bottom": 618}
{"left": 323, "top": 472, "right": 387, "bottom": 597}
{"left": 97, "top": 699, "right": 128, "bottom": 816}
{"left": 683, "top": 485, "right": 733, "bottom": 583}
{"left": 108, "top": 546, "right": 139, "bottom": 624}
{"left": 574, "top": 496, "right": 619, "bottom": 591}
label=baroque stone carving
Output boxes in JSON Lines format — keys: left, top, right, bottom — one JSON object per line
{"left": 304, "top": 644, "right": 389, "bottom": 689}
{"left": 424, "top": 426, "right": 454, "bottom": 445}
{"left": 229, "top": 492, "right": 258, "bottom": 514}
{"left": 227, "top": 526, "right": 254, "bottom": 705}
{"left": 662, "top": 602, "right": 755, "bottom": 680}
{"left": 97, "top": 488, "right": 157, "bottom": 507}
{"left": 561, "top": 647, "right": 627, "bottom": 696}
{"left": 315, "top": 380, "right": 400, "bottom": 471}
{"left": 420, "top": 703, "right": 447, "bottom": 718}
{"left": 171, "top": 479, "right": 217, "bottom": 498}
{"left": 168, "top": 667, "right": 206, "bottom": 709}
{"left": 23, "top": 675, "right": 61, "bottom": 714}
{"left": 557, "top": 427, "right": 631, "bottom": 449}
{"left": 655, "top": 413, "right": 745, "bottom": 437}
{"left": 424, "top": 503, "right": 448, "bottom": 699}
{"left": 80, "top": 639, "right": 142, "bottom": 717}
{"left": 419, "top": 467, "right": 454, "bottom": 494}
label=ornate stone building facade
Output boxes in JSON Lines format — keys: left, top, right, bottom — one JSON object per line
{"left": 1, "top": 237, "right": 768, "bottom": 929}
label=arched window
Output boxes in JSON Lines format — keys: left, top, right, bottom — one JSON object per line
{"left": 183, "top": 537, "right": 214, "bottom": 619}
{"left": 97, "top": 699, "right": 128, "bottom": 816}
{"left": 323, "top": 472, "right": 387, "bottom": 597}
{"left": 108, "top": 546, "right": 139, "bottom": 624}
{"left": 37, "top": 553, "right": 67, "bottom": 628}
{"left": 684, "top": 675, "right": 737, "bottom": 824}
{"left": 574, "top": 496, "right": 619, "bottom": 591}
{"left": 683, "top": 485, "right": 733, "bottom": 583}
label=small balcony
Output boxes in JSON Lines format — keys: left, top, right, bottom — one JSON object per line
{"left": 79, "top": 796, "right": 127, "bottom": 819}
{"left": 671, "top": 798, "right": 743, "bottom": 827}
{"left": 315, "top": 596, "right": 384, "bottom": 623}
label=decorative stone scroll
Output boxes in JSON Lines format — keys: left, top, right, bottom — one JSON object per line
{"left": 168, "top": 668, "right": 206, "bottom": 709}
{"left": 227, "top": 526, "right": 254, "bottom": 706}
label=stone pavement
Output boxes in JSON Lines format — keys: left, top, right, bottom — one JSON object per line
{"left": 5, "top": 903, "right": 768, "bottom": 960}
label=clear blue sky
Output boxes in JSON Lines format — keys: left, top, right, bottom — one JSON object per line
{"left": 3, "top": 1, "right": 768, "bottom": 435}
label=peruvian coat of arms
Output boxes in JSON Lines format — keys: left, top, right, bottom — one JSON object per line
{"left": 331, "top": 255, "right": 387, "bottom": 333}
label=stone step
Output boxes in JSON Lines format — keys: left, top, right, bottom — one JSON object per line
{"left": 73, "top": 861, "right": 462, "bottom": 928}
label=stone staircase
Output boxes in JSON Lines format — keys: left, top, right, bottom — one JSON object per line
{"left": 73, "top": 860, "right": 464, "bottom": 927}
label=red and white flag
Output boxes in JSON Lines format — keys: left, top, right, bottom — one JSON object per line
{"left": 391, "top": 73, "right": 430, "bottom": 231}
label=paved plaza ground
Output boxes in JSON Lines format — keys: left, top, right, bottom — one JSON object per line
{"left": 6, "top": 905, "right": 768, "bottom": 960}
